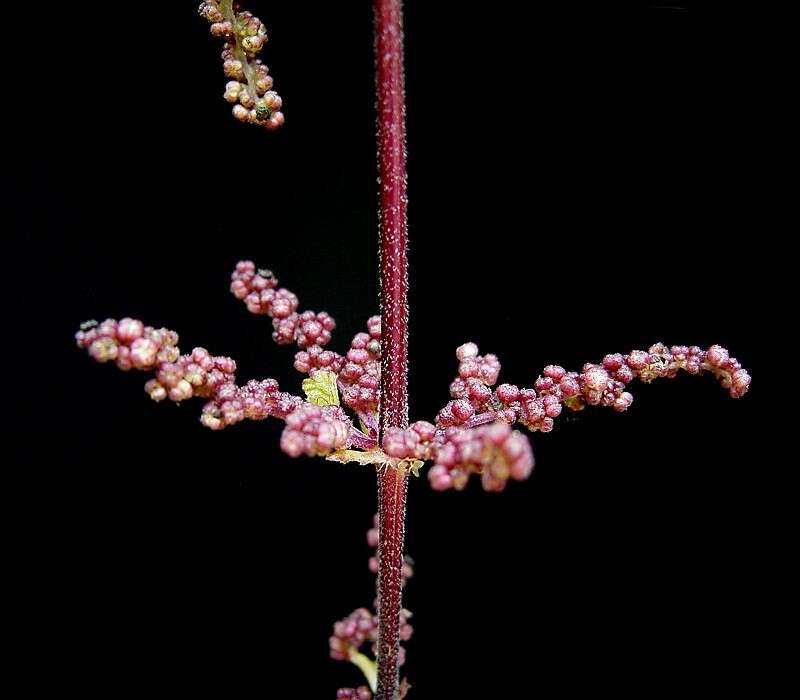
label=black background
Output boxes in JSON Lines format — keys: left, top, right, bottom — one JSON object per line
{"left": 6, "top": 1, "right": 768, "bottom": 697}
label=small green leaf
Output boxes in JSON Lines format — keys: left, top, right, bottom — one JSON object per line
{"left": 302, "top": 370, "right": 340, "bottom": 406}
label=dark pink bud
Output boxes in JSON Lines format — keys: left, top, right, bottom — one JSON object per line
{"left": 582, "top": 366, "right": 610, "bottom": 392}
{"left": 496, "top": 383, "right": 520, "bottom": 404}
{"left": 543, "top": 365, "right": 566, "bottom": 380}
{"left": 602, "top": 353, "right": 624, "bottom": 371}
{"left": 451, "top": 399, "right": 475, "bottom": 423}
{"left": 627, "top": 350, "right": 650, "bottom": 370}
{"left": 706, "top": 344, "right": 729, "bottom": 367}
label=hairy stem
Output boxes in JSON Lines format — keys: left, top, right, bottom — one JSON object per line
{"left": 376, "top": 467, "right": 408, "bottom": 699}
{"left": 374, "top": 0, "right": 409, "bottom": 698}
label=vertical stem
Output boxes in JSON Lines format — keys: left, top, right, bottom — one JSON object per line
{"left": 376, "top": 467, "right": 408, "bottom": 700}
{"left": 374, "top": 0, "right": 409, "bottom": 698}
{"left": 375, "top": 0, "right": 409, "bottom": 438}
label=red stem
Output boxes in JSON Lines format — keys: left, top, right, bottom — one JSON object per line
{"left": 374, "top": 0, "right": 409, "bottom": 698}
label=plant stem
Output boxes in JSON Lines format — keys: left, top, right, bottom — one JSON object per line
{"left": 374, "top": 0, "right": 409, "bottom": 698}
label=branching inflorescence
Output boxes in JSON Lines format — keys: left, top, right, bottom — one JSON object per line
{"left": 76, "top": 260, "right": 751, "bottom": 695}
{"left": 75, "top": 262, "right": 378, "bottom": 456}
{"left": 75, "top": 2, "right": 752, "bottom": 697}
{"left": 199, "top": 1, "right": 284, "bottom": 129}
{"left": 77, "top": 257, "right": 750, "bottom": 488}
{"left": 383, "top": 340, "right": 751, "bottom": 493}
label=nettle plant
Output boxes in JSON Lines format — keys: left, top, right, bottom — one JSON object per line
{"left": 74, "top": 2, "right": 752, "bottom": 698}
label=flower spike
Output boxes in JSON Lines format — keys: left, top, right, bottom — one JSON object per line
{"left": 199, "top": 1, "right": 284, "bottom": 129}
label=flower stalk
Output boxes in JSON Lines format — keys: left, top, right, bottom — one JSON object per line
{"left": 374, "top": 0, "right": 410, "bottom": 697}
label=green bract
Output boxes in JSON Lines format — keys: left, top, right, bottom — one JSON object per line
{"left": 302, "top": 370, "right": 340, "bottom": 407}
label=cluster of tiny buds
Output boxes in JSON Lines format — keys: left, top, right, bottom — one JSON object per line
{"left": 198, "top": 1, "right": 284, "bottom": 130}
{"left": 429, "top": 422, "right": 535, "bottom": 492}
{"left": 382, "top": 421, "right": 437, "bottom": 462}
{"left": 442, "top": 341, "right": 751, "bottom": 436}
{"left": 339, "top": 317, "right": 382, "bottom": 418}
{"left": 76, "top": 318, "right": 180, "bottom": 371}
{"left": 437, "top": 342, "right": 502, "bottom": 427}
{"left": 698, "top": 344, "right": 751, "bottom": 399}
{"left": 200, "top": 378, "right": 303, "bottom": 431}
{"left": 230, "top": 261, "right": 384, "bottom": 422}
{"left": 231, "top": 261, "right": 339, "bottom": 352}
{"left": 330, "top": 607, "right": 377, "bottom": 662}
{"left": 145, "top": 349, "right": 235, "bottom": 404}
{"left": 231, "top": 261, "right": 296, "bottom": 319}
{"left": 383, "top": 420, "right": 533, "bottom": 492}
{"left": 294, "top": 344, "right": 344, "bottom": 376}
{"left": 330, "top": 606, "right": 412, "bottom": 666}
{"left": 280, "top": 404, "right": 352, "bottom": 458}
{"left": 378, "top": 340, "right": 751, "bottom": 492}
{"left": 75, "top": 317, "right": 310, "bottom": 431}
{"left": 455, "top": 342, "right": 501, "bottom": 385}
{"left": 77, "top": 319, "right": 239, "bottom": 406}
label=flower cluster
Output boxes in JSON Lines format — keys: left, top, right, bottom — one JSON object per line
{"left": 76, "top": 260, "right": 751, "bottom": 700}
{"left": 331, "top": 516, "right": 414, "bottom": 696}
{"left": 377, "top": 341, "right": 751, "bottom": 492}
{"left": 230, "top": 260, "right": 346, "bottom": 372}
{"left": 200, "top": 378, "right": 303, "bottom": 431}
{"left": 294, "top": 344, "right": 345, "bottom": 376}
{"left": 76, "top": 264, "right": 751, "bottom": 492}
{"left": 76, "top": 318, "right": 181, "bottom": 371}
{"left": 338, "top": 317, "right": 382, "bottom": 422}
{"left": 383, "top": 420, "right": 533, "bottom": 492}
{"left": 74, "top": 316, "right": 358, "bottom": 457}
{"left": 428, "top": 422, "right": 535, "bottom": 492}
{"left": 436, "top": 345, "right": 499, "bottom": 427}
{"left": 280, "top": 404, "right": 352, "bottom": 457}
{"left": 198, "top": 1, "right": 284, "bottom": 130}
{"left": 231, "top": 261, "right": 300, "bottom": 333}
{"left": 76, "top": 319, "right": 235, "bottom": 401}
{"left": 330, "top": 605, "right": 412, "bottom": 683}
{"left": 231, "top": 260, "right": 382, "bottom": 430}
{"left": 330, "top": 607, "right": 378, "bottom": 662}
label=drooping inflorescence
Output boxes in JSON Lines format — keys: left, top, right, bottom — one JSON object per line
{"left": 198, "top": 1, "right": 284, "bottom": 130}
